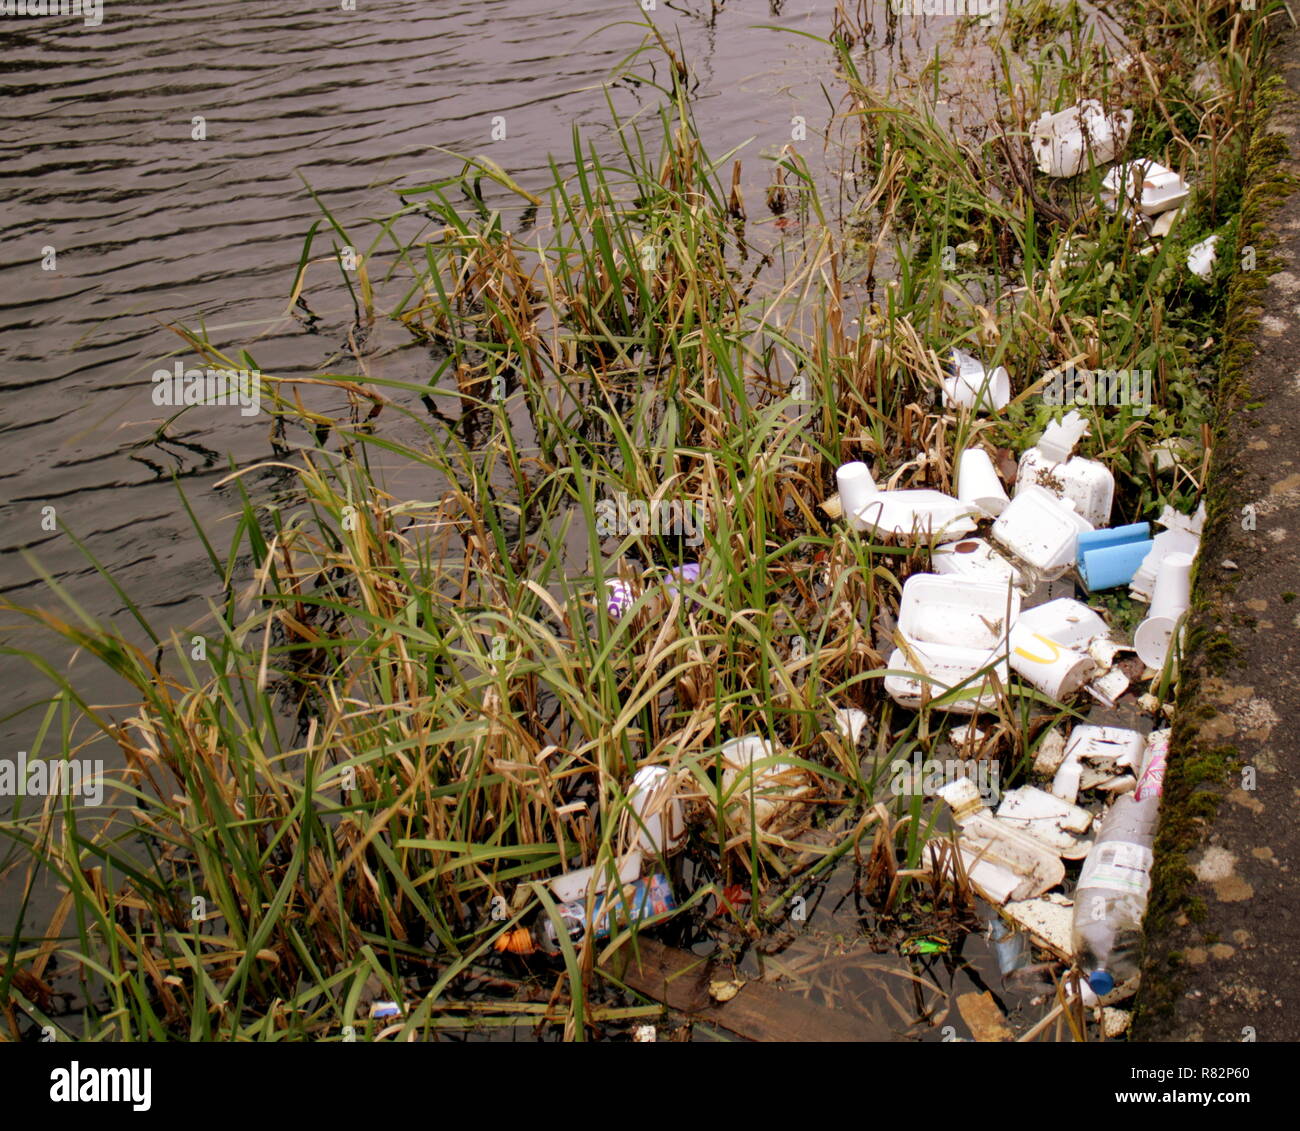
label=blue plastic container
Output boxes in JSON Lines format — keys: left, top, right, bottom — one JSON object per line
{"left": 1077, "top": 523, "right": 1151, "bottom": 552}
{"left": 1077, "top": 523, "right": 1153, "bottom": 591}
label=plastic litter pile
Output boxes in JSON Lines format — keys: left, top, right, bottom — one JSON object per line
{"left": 827, "top": 404, "right": 1201, "bottom": 1028}
{"left": 835, "top": 409, "right": 1201, "bottom": 713}
{"left": 497, "top": 401, "right": 1198, "bottom": 1037}
{"left": 480, "top": 103, "right": 1216, "bottom": 1039}
{"left": 1033, "top": 97, "right": 1221, "bottom": 279}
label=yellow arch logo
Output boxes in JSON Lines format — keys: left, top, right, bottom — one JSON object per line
{"left": 1013, "top": 632, "right": 1063, "bottom": 665}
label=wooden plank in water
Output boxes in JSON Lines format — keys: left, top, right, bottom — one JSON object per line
{"left": 956, "top": 990, "right": 1015, "bottom": 1042}
{"left": 602, "top": 937, "right": 890, "bottom": 1042}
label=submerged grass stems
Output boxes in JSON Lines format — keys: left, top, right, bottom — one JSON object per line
{"left": 0, "top": 4, "right": 1272, "bottom": 1040}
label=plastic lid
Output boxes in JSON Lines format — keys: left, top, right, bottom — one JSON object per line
{"left": 1037, "top": 409, "right": 1089, "bottom": 463}
{"left": 1088, "top": 969, "right": 1115, "bottom": 995}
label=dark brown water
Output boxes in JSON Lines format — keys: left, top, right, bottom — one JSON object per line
{"left": 1, "top": 1, "right": 832, "bottom": 748}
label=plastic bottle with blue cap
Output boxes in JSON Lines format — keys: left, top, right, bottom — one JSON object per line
{"left": 1069, "top": 730, "right": 1169, "bottom": 996}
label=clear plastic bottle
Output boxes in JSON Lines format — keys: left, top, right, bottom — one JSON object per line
{"left": 987, "top": 915, "right": 1029, "bottom": 982}
{"left": 1070, "top": 791, "right": 1159, "bottom": 994}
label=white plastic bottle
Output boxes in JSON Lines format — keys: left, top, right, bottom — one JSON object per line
{"left": 1015, "top": 410, "right": 1114, "bottom": 527}
{"left": 1070, "top": 731, "right": 1168, "bottom": 994}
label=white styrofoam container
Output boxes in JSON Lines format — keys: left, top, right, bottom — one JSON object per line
{"left": 851, "top": 488, "right": 979, "bottom": 542}
{"left": 898, "top": 573, "right": 1021, "bottom": 650}
{"left": 1016, "top": 597, "right": 1109, "bottom": 649}
{"left": 995, "top": 786, "right": 1094, "bottom": 858}
{"left": 1063, "top": 725, "right": 1146, "bottom": 770}
{"left": 1086, "top": 666, "right": 1131, "bottom": 708}
{"left": 885, "top": 640, "right": 1010, "bottom": 714}
{"left": 1101, "top": 160, "right": 1190, "bottom": 216}
{"left": 931, "top": 538, "right": 1025, "bottom": 587}
{"left": 992, "top": 486, "right": 1094, "bottom": 575}
{"left": 1016, "top": 448, "right": 1114, "bottom": 528}
{"left": 929, "top": 789, "right": 1066, "bottom": 902}
{"left": 1030, "top": 100, "right": 1134, "bottom": 178}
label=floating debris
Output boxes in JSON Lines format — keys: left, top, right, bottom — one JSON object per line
{"left": 1031, "top": 728, "right": 1069, "bottom": 776}
{"left": 836, "top": 461, "right": 979, "bottom": 541}
{"left": 1077, "top": 523, "right": 1154, "bottom": 592}
{"left": 1052, "top": 726, "right": 1145, "bottom": 803}
{"left": 930, "top": 778, "right": 1065, "bottom": 903}
{"left": 886, "top": 574, "right": 1017, "bottom": 713}
{"left": 626, "top": 765, "right": 688, "bottom": 858}
{"left": 944, "top": 348, "right": 1011, "bottom": 411}
{"left": 1003, "top": 892, "right": 1075, "bottom": 962}
{"left": 900, "top": 934, "right": 951, "bottom": 956}
{"left": 956, "top": 990, "right": 1015, "bottom": 1042}
{"left": 496, "top": 874, "right": 676, "bottom": 956}
{"left": 1149, "top": 206, "right": 1183, "bottom": 239}
{"left": 1030, "top": 100, "right": 1134, "bottom": 178}
{"left": 885, "top": 638, "right": 1010, "bottom": 714}
{"left": 1133, "top": 551, "right": 1193, "bottom": 670}
{"left": 708, "top": 978, "right": 745, "bottom": 1003}
{"left": 1130, "top": 503, "right": 1204, "bottom": 599}
{"left": 1017, "top": 597, "right": 1109, "bottom": 649}
{"left": 831, "top": 706, "right": 870, "bottom": 746}
{"left": 956, "top": 446, "right": 1011, "bottom": 516}
{"left": 716, "top": 735, "right": 813, "bottom": 834}
{"left": 604, "top": 577, "right": 636, "bottom": 619}
{"left": 995, "top": 786, "right": 1094, "bottom": 859}
{"left": 1101, "top": 159, "right": 1190, "bottom": 216}
{"left": 550, "top": 851, "right": 644, "bottom": 904}
{"left": 1008, "top": 622, "right": 1098, "bottom": 699}
{"left": 994, "top": 486, "right": 1094, "bottom": 577}
{"left": 1101, "top": 1007, "right": 1132, "bottom": 1039}
{"left": 931, "top": 537, "right": 1025, "bottom": 586}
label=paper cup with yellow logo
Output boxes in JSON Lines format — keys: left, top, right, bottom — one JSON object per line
{"left": 1008, "top": 622, "right": 1097, "bottom": 699}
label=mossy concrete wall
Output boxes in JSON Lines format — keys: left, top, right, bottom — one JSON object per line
{"left": 1134, "top": 25, "right": 1300, "bottom": 1042}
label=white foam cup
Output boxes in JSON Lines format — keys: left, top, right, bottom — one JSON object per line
{"left": 836, "top": 461, "right": 877, "bottom": 531}
{"left": 957, "top": 447, "right": 1011, "bottom": 516}
{"left": 1147, "top": 551, "right": 1193, "bottom": 620}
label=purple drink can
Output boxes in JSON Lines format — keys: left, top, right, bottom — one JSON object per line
{"left": 604, "top": 578, "right": 635, "bottom": 619}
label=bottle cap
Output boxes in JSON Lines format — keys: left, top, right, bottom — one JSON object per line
{"left": 1088, "top": 968, "right": 1115, "bottom": 995}
{"left": 494, "top": 926, "right": 536, "bottom": 955}
{"left": 1037, "top": 409, "right": 1089, "bottom": 463}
